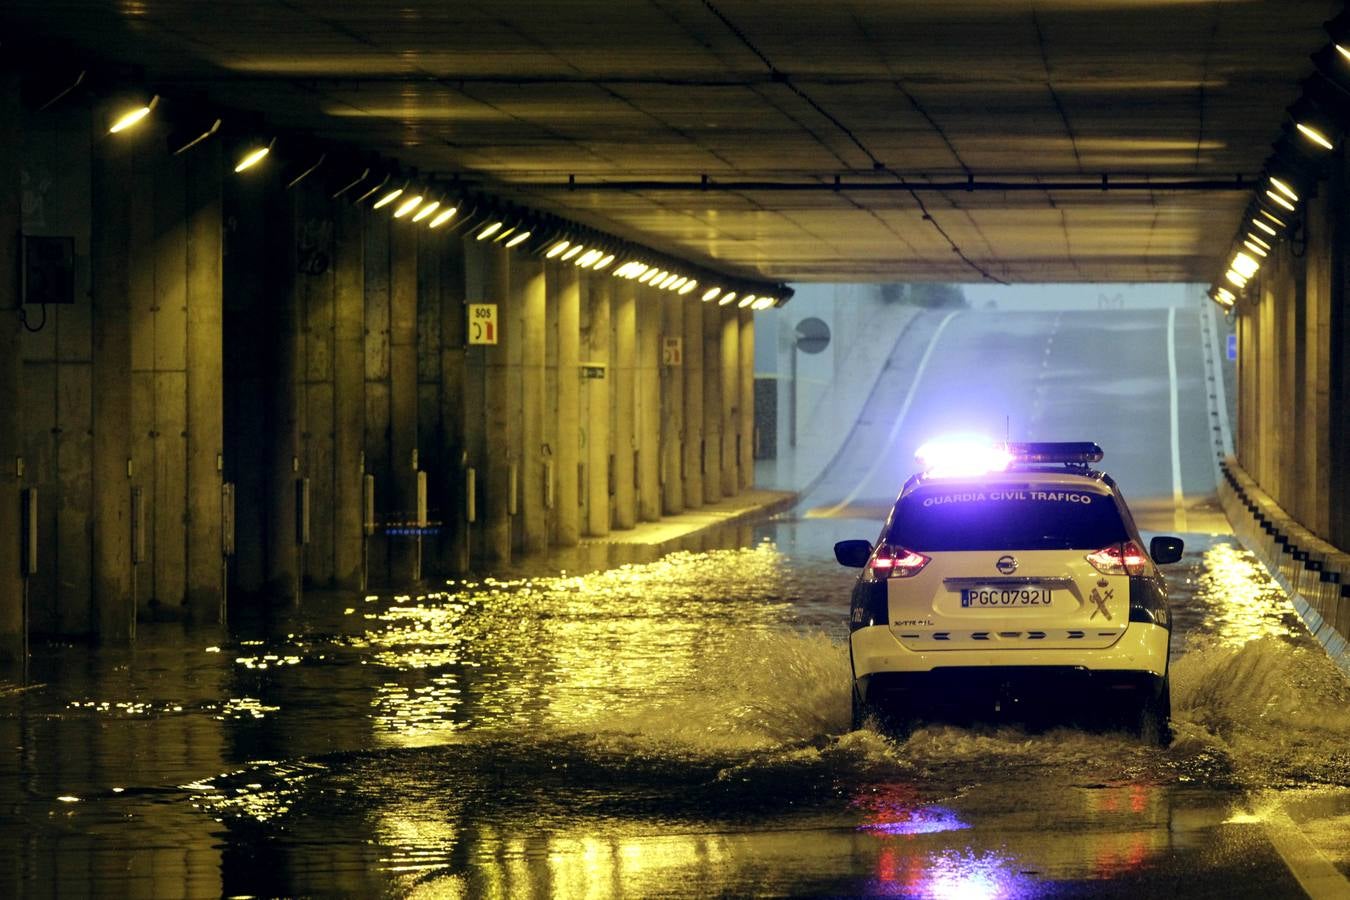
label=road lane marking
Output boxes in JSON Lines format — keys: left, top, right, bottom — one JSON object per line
{"left": 1254, "top": 796, "right": 1350, "bottom": 900}
{"left": 1167, "top": 307, "right": 1188, "bottom": 532}
{"left": 812, "top": 311, "right": 961, "bottom": 518}
{"left": 1204, "top": 305, "right": 1235, "bottom": 457}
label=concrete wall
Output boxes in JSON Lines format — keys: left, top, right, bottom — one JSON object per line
{"left": 0, "top": 85, "right": 758, "bottom": 654}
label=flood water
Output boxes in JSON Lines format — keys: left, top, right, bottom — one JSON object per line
{"left": 3, "top": 514, "right": 1350, "bottom": 897}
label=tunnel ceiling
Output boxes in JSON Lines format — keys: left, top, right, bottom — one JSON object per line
{"left": 4, "top": 0, "right": 1340, "bottom": 284}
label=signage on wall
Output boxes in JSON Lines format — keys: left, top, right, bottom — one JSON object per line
{"left": 662, "top": 337, "right": 683, "bottom": 366}
{"left": 468, "top": 303, "right": 498, "bottom": 345}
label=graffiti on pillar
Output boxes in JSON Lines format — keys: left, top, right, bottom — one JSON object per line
{"left": 296, "top": 216, "right": 333, "bottom": 276}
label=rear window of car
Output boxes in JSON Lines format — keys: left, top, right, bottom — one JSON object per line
{"left": 886, "top": 482, "right": 1128, "bottom": 551}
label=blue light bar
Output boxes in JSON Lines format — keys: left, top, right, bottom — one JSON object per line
{"left": 1005, "top": 442, "right": 1104, "bottom": 464}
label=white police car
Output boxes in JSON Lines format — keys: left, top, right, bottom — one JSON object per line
{"left": 834, "top": 439, "right": 1183, "bottom": 744}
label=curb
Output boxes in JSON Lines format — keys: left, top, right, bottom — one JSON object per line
{"left": 1218, "top": 457, "right": 1350, "bottom": 681}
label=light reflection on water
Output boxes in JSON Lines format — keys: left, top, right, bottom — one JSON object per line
{"left": 4, "top": 521, "right": 1350, "bottom": 896}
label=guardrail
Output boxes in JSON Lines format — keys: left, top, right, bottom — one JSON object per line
{"left": 1218, "top": 456, "right": 1350, "bottom": 677}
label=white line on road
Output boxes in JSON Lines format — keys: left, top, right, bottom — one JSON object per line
{"left": 815, "top": 311, "right": 961, "bottom": 518}
{"left": 1167, "top": 307, "right": 1188, "bottom": 532}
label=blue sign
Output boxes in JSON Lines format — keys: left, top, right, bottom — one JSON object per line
{"left": 1227, "top": 334, "right": 1237, "bottom": 361}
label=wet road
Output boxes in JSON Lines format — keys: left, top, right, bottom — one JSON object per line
{"left": 4, "top": 305, "right": 1350, "bottom": 897}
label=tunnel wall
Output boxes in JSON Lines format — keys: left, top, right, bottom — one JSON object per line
{"left": 1, "top": 93, "right": 757, "bottom": 652}
{"left": 1234, "top": 150, "right": 1342, "bottom": 546}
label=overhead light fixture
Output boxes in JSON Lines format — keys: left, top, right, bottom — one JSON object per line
{"left": 679, "top": 280, "right": 697, "bottom": 295}
{"left": 1232, "top": 252, "right": 1260, "bottom": 279}
{"left": 738, "top": 294, "right": 755, "bottom": 308}
{"left": 1258, "top": 208, "right": 1287, "bottom": 228}
{"left": 411, "top": 199, "right": 440, "bottom": 223}
{"left": 577, "top": 249, "right": 602, "bottom": 267}
{"left": 1246, "top": 233, "right": 1271, "bottom": 250}
{"left": 637, "top": 268, "right": 658, "bottom": 284}
{"left": 1225, "top": 269, "right": 1248, "bottom": 288}
{"left": 505, "top": 230, "right": 532, "bottom": 248}
{"left": 593, "top": 254, "right": 615, "bottom": 271}
{"left": 282, "top": 147, "right": 327, "bottom": 190}
{"left": 657, "top": 274, "right": 677, "bottom": 289}
{"left": 719, "top": 292, "right": 737, "bottom": 306}
{"left": 166, "top": 112, "right": 222, "bottom": 156}
{"left": 702, "top": 287, "right": 722, "bottom": 302}
{"left": 1243, "top": 240, "right": 1268, "bottom": 258}
{"left": 1252, "top": 218, "right": 1278, "bottom": 236}
{"left": 561, "top": 244, "right": 584, "bottom": 262}
{"left": 108, "top": 94, "right": 158, "bottom": 134}
{"left": 428, "top": 205, "right": 459, "bottom": 228}
{"left": 393, "top": 194, "right": 425, "bottom": 218}
{"left": 476, "top": 220, "right": 504, "bottom": 240}
{"left": 1265, "top": 190, "right": 1296, "bottom": 212}
{"left": 671, "top": 276, "right": 688, "bottom": 291}
{"left": 233, "top": 138, "right": 274, "bottom": 173}
{"left": 1214, "top": 286, "right": 1236, "bottom": 305}
{"left": 752, "top": 297, "right": 776, "bottom": 310}
{"left": 1269, "top": 176, "right": 1299, "bottom": 203}
{"left": 1296, "top": 121, "right": 1335, "bottom": 150}
{"left": 371, "top": 182, "right": 406, "bottom": 209}
{"left": 546, "top": 240, "right": 570, "bottom": 259}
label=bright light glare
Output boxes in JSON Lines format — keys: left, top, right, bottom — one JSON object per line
{"left": 738, "top": 294, "right": 755, "bottom": 308}
{"left": 1246, "top": 233, "right": 1271, "bottom": 250}
{"left": 593, "top": 254, "right": 615, "bottom": 271}
{"left": 1265, "top": 190, "right": 1296, "bottom": 212}
{"left": 1269, "top": 177, "right": 1299, "bottom": 202}
{"left": 1338, "top": 44, "right": 1350, "bottom": 63}
{"left": 678, "top": 279, "right": 697, "bottom": 294}
{"left": 505, "top": 230, "right": 531, "bottom": 248}
{"left": 372, "top": 187, "right": 404, "bottom": 209}
{"left": 752, "top": 297, "right": 775, "bottom": 310}
{"left": 561, "top": 245, "right": 583, "bottom": 262}
{"left": 393, "top": 195, "right": 424, "bottom": 218}
{"left": 411, "top": 201, "right": 439, "bottom": 223}
{"left": 428, "top": 207, "right": 458, "bottom": 228}
{"left": 914, "top": 438, "right": 1012, "bottom": 478}
{"left": 109, "top": 105, "right": 152, "bottom": 134}
{"left": 718, "top": 292, "right": 737, "bottom": 306}
{"left": 1214, "top": 287, "right": 1236, "bottom": 305}
{"left": 476, "top": 221, "right": 503, "bottom": 240}
{"left": 1226, "top": 269, "right": 1247, "bottom": 288}
{"left": 702, "top": 287, "right": 721, "bottom": 302}
{"left": 546, "top": 240, "right": 570, "bottom": 259}
{"left": 1259, "top": 209, "right": 1286, "bottom": 228}
{"left": 1296, "top": 122, "right": 1334, "bottom": 151}
{"left": 1243, "top": 240, "right": 1267, "bottom": 258}
{"left": 1232, "top": 252, "right": 1260, "bottom": 278}
{"left": 1252, "top": 218, "right": 1277, "bottom": 236}
{"left": 233, "top": 146, "right": 270, "bottom": 173}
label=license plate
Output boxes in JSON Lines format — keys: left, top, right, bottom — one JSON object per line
{"left": 960, "top": 587, "right": 1053, "bottom": 608}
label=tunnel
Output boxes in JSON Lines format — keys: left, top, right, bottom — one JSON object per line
{"left": 2, "top": 1, "right": 1350, "bottom": 896}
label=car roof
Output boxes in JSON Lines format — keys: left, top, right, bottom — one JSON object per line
{"left": 899, "top": 466, "right": 1113, "bottom": 501}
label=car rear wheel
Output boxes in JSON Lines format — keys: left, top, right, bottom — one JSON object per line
{"left": 1134, "top": 675, "right": 1171, "bottom": 747}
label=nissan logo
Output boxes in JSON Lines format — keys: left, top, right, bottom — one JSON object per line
{"left": 996, "top": 555, "right": 1018, "bottom": 575}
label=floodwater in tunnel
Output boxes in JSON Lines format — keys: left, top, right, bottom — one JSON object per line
{"left": 3, "top": 301, "right": 1350, "bottom": 897}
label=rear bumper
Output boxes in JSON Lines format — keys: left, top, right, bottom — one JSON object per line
{"left": 857, "top": 666, "right": 1166, "bottom": 718}
{"left": 850, "top": 620, "right": 1170, "bottom": 681}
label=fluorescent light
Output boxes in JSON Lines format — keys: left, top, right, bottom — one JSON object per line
{"left": 1252, "top": 218, "right": 1278, "bottom": 236}
{"left": 546, "top": 240, "right": 570, "bottom": 259}
{"left": 505, "top": 230, "right": 531, "bottom": 248}
{"left": 561, "top": 245, "right": 583, "bottom": 261}
{"left": 679, "top": 280, "right": 697, "bottom": 295}
{"left": 1232, "top": 252, "right": 1259, "bottom": 279}
{"left": 233, "top": 145, "right": 270, "bottom": 173}
{"left": 1259, "top": 209, "right": 1286, "bottom": 228}
{"left": 593, "top": 254, "right": 615, "bottom": 271}
{"left": 659, "top": 273, "right": 679, "bottom": 289}
{"left": 737, "top": 294, "right": 755, "bottom": 308}
{"left": 577, "top": 249, "right": 602, "bottom": 267}
{"left": 1246, "top": 233, "right": 1271, "bottom": 250}
{"left": 1296, "top": 122, "right": 1334, "bottom": 150}
{"left": 372, "top": 187, "right": 404, "bottom": 209}
{"left": 1214, "top": 287, "right": 1236, "bottom": 304}
{"left": 1265, "top": 190, "right": 1296, "bottom": 212}
{"left": 1269, "top": 177, "right": 1299, "bottom": 202}
{"left": 718, "top": 292, "right": 737, "bottom": 306}
{"left": 637, "top": 268, "right": 658, "bottom": 284}
{"left": 476, "top": 221, "right": 503, "bottom": 240}
{"left": 109, "top": 97, "right": 157, "bottom": 134}
{"left": 1225, "top": 269, "right": 1247, "bottom": 288}
{"left": 428, "top": 207, "right": 458, "bottom": 228}
{"left": 393, "top": 195, "right": 424, "bottom": 218}
{"left": 1243, "top": 240, "right": 1268, "bottom": 258}
{"left": 411, "top": 201, "right": 440, "bottom": 223}
{"left": 702, "top": 287, "right": 721, "bottom": 302}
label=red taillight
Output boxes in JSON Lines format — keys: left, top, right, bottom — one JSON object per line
{"left": 870, "top": 544, "right": 930, "bottom": 578}
{"left": 1086, "top": 540, "right": 1149, "bottom": 576}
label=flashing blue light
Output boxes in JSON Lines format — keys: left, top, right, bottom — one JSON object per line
{"left": 914, "top": 437, "right": 1013, "bottom": 478}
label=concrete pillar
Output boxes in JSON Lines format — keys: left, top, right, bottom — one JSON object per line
{"left": 584, "top": 276, "right": 612, "bottom": 537}
{"left": 439, "top": 235, "right": 469, "bottom": 573}
{"left": 555, "top": 264, "right": 581, "bottom": 545}
{"left": 332, "top": 200, "right": 365, "bottom": 588}
{"left": 661, "top": 291, "right": 685, "bottom": 515}
{"left": 415, "top": 229, "right": 442, "bottom": 566}
{"left": 518, "top": 258, "right": 548, "bottom": 553}
{"left": 91, "top": 104, "right": 136, "bottom": 640}
{"left": 481, "top": 244, "right": 512, "bottom": 562}
{"left": 0, "top": 76, "right": 22, "bottom": 661}
{"left": 739, "top": 308, "right": 755, "bottom": 490}
{"left": 637, "top": 285, "right": 661, "bottom": 521}
{"left": 612, "top": 280, "right": 637, "bottom": 529}
{"left": 389, "top": 222, "right": 420, "bottom": 581}
{"left": 184, "top": 142, "right": 224, "bottom": 620}
{"left": 266, "top": 184, "right": 301, "bottom": 600}
{"left": 702, "top": 302, "right": 723, "bottom": 505}
{"left": 721, "top": 304, "right": 739, "bottom": 497}
{"left": 683, "top": 296, "right": 705, "bottom": 510}
{"left": 1305, "top": 191, "right": 1333, "bottom": 537}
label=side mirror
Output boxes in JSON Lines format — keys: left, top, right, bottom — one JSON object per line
{"left": 1149, "top": 535, "right": 1184, "bottom": 565}
{"left": 834, "top": 539, "right": 873, "bottom": 568}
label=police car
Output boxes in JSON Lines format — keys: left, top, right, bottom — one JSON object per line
{"left": 834, "top": 439, "right": 1183, "bottom": 744}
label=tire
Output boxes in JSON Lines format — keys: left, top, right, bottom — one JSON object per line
{"left": 1135, "top": 676, "right": 1171, "bottom": 747}
{"left": 851, "top": 683, "right": 867, "bottom": 731}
